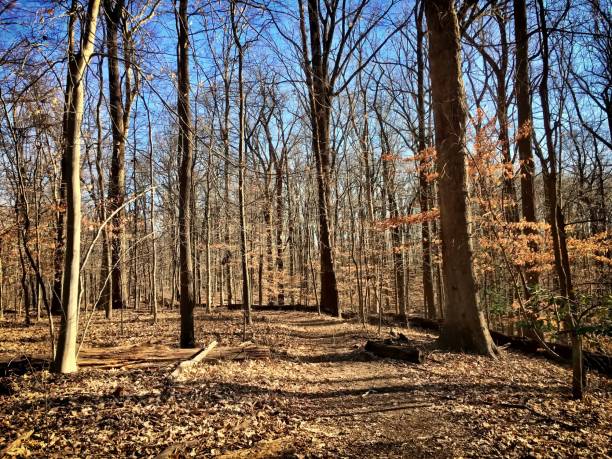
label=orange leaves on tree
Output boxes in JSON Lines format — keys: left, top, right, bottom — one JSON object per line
{"left": 373, "top": 208, "right": 440, "bottom": 231}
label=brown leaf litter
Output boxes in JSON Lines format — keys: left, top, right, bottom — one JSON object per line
{"left": 0, "top": 309, "right": 610, "bottom": 458}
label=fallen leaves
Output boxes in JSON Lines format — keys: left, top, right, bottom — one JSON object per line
{"left": 0, "top": 309, "right": 610, "bottom": 458}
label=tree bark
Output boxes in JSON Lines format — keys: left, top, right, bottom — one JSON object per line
{"left": 93, "top": 52, "right": 112, "bottom": 319}
{"left": 513, "top": 0, "right": 539, "bottom": 289}
{"left": 230, "top": 0, "right": 252, "bottom": 326}
{"left": 0, "top": 242, "right": 3, "bottom": 320}
{"left": 493, "top": 11, "right": 519, "bottom": 223}
{"left": 416, "top": 2, "right": 436, "bottom": 320}
{"left": 104, "top": 0, "right": 128, "bottom": 311}
{"left": 425, "top": 0, "right": 497, "bottom": 356}
{"left": 177, "top": 0, "right": 195, "bottom": 348}
{"left": 536, "top": 0, "right": 582, "bottom": 399}
{"left": 299, "top": 0, "right": 340, "bottom": 317}
{"left": 53, "top": 0, "right": 101, "bottom": 374}
{"left": 374, "top": 105, "right": 407, "bottom": 324}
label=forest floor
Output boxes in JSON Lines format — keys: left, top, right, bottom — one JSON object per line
{"left": 0, "top": 308, "right": 611, "bottom": 458}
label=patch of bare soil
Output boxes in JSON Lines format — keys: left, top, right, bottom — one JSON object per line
{"left": 0, "top": 309, "right": 610, "bottom": 458}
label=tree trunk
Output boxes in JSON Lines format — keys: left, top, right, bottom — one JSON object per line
{"left": 513, "top": 0, "right": 539, "bottom": 290}
{"left": 375, "top": 106, "right": 407, "bottom": 324}
{"left": 104, "top": 0, "right": 128, "bottom": 311}
{"left": 0, "top": 243, "right": 3, "bottom": 321}
{"left": 494, "top": 11, "right": 519, "bottom": 224}
{"left": 416, "top": 2, "right": 436, "bottom": 320}
{"left": 425, "top": 0, "right": 496, "bottom": 356}
{"left": 274, "top": 151, "right": 285, "bottom": 306}
{"left": 94, "top": 53, "right": 111, "bottom": 318}
{"left": 221, "top": 49, "right": 233, "bottom": 310}
{"left": 301, "top": 0, "right": 340, "bottom": 317}
{"left": 177, "top": 0, "right": 196, "bottom": 348}
{"left": 51, "top": 208, "right": 64, "bottom": 316}
{"left": 53, "top": 0, "right": 101, "bottom": 374}
{"left": 230, "top": 0, "right": 252, "bottom": 326}
{"left": 205, "top": 139, "right": 213, "bottom": 313}
{"left": 536, "top": 0, "right": 583, "bottom": 399}
{"left": 144, "top": 99, "right": 157, "bottom": 323}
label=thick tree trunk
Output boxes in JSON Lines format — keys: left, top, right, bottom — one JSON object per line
{"left": 313, "top": 111, "right": 340, "bottom": 317}
{"left": 177, "top": 0, "right": 195, "bottom": 348}
{"left": 53, "top": 0, "right": 101, "bottom": 374}
{"left": 18, "top": 237, "right": 30, "bottom": 326}
{"left": 303, "top": 0, "right": 339, "bottom": 317}
{"left": 425, "top": 0, "right": 496, "bottom": 356}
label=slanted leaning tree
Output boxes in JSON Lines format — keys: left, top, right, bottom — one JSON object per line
{"left": 424, "top": 0, "right": 497, "bottom": 356}
{"left": 53, "top": 0, "right": 101, "bottom": 373}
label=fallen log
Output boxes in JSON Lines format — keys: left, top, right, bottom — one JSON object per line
{"left": 169, "top": 340, "right": 218, "bottom": 380}
{"left": 407, "top": 316, "right": 442, "bottom": 330}
{"left": 489, "top": 330, "right": 542, "bottom": 354}
{"left": 365, "top": 340, "right": 423, "bottom": 363}
{"left": 487, "top": 331, "right": 611, "bottom": 377}
{"left": 224, "top": 304, "right": 612, "bottom": 376}
{"left": 342, "top": 311, "right": 442, "bottom": 330}
{"left": 363, "top": 313, "right": 612, "bottom": 377}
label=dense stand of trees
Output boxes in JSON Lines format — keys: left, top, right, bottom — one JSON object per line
{"left": 0, "top": 0, "right": 610, "bottom": 398}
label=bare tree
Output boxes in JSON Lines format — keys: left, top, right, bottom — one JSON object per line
{"left": 294, "top": 0, "right": 402, "bottom": 316}
{"left": 54, "top": 0, "right": 101, "bottom": 373}
{"left": 534, "top": 0, "right": 583, "bottom": 399}
{"left": 425, "top": 0, "right": 497, "bottom": 356}
{"left": 176, "top": 0, "right": 196, "bottom": 347}
{"left": 415, "top": 0, "right": 436, "bottom": 319}
{"left": 230, "top": 0, "right": 251, "bottom": 326}
{"left": 513, "top": 0, "right": 539, "bottom": 291}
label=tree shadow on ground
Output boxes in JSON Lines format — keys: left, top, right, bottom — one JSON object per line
{"left": 273, "top": 349, "right": 378, "bottom": 364}
{"left": 284, "top": 318, "right": 347, "bottom": 327}
{"left": 272, "top": 329, "right": 366, "bottom": 342}
{"left": 0, "top": 356, "right": 50, "bottom": 377}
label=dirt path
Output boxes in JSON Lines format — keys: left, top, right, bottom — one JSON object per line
{"left": 232, "top": 313, "right": 459, "bottom": 458}
{"left": 1, "top": 309, "right": 610, "bottom": 457}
